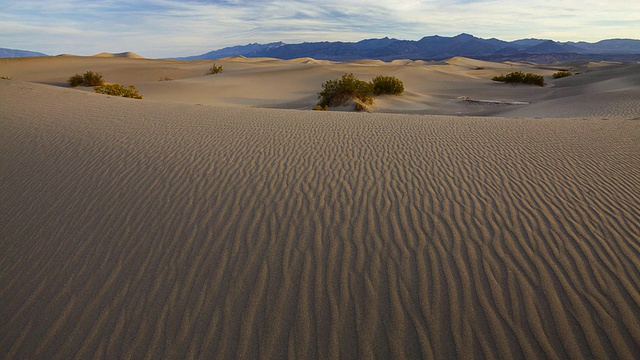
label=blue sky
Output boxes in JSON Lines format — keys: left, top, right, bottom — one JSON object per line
{"left": 1, "top": 0, "right": 638, "bottom": 58}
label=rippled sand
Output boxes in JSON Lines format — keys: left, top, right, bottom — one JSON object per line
{"left": 1, "top": 80, "right": 639, "bottom": 358}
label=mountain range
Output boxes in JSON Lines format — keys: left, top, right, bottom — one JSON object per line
{"left": 3, "top": 34, "right": 640, "bottom": 62}
{"left": 178, "top": 33, "right": 640, "bottom": 62}
{"left": 0, "top": 48, "right": 47, "bottom": 58}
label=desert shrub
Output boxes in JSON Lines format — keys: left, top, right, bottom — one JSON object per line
{"left": 68, "top": 74, "right": 85, "bottom": 87}
{"left": 206, "top": 63, "right": 223, "bottom": 75}
{"left": 317, "top": 73, "right": 374, "bottom": 108}
{"left": 313, "top": 104, "right": 329, "bottom": 111}
{"left": 94, "top": 84, "right": 143, "bottom": 99}
{"left": 354, "top": 102, "right": 368, "bottom": 112}
{"left": 492, "top": 71, "right": 544, "bottom": 86}
{"left": 371, "top": 75, "right": 404, "bottom": 95}
{"left": 68, "top": 71, "right": 104, "bottom": 87}
{"left": 475, "top": 66, "right": 485, "bottom": 70}
{"left": 159, "top": 76, "right": 173, "bottom": 81}
{"left": 553, "top": 70, "right": 573, "bottom": 79}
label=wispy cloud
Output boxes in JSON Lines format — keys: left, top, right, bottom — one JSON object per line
{"left": 1, "top": 0, "right": 638, "bottom": 57}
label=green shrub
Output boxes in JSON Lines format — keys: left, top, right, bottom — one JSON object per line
{"left": 553, "top": 70, "right": 572, "bottom": 79}
{"left": 313, "top": 104, "right": 329, "bottom": 111}
{"left": 371, "top": 75, "right": 404, "bottom": 95}
{"left": 317, "top": 73, "right": 374, "bottom": 108}
{"left": 492, "top": 71, "right": 544, "bottom": 86}
{"left": 68, "top": 71, "right": 105, "bottom": 87}
{"left": 206, "top": 63, "right": 223, "bottom": 75}
{"left": 93, "top": 84, "right": 143, "bottom": 99}
{"left": 68, "top": 74, "right": 85, "bottom": 87}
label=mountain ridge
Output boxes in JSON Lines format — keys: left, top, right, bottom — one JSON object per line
{"left": 4, "top": 34, "right": 640, "bottom": 61}
{"left": 176, "top": 34, "right": 640, "bottom": 62}
{"left": 0, "top": 48, "right": 48, "bottom": 58}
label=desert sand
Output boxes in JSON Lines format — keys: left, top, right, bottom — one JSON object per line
{"left": 1, "top": 55, "right": 639, "bottom": 359}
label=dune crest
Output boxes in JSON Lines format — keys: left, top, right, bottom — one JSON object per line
{"left": 93, "top": 51, "right": 145, "bottom": 59}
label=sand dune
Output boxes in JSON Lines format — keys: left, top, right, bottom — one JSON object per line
{"left": 2, "top": 55, "right": 638, "bottom": 118}
{"left": 1, "top": 78, "right": 639, "bottom": 359}
{"left": 93, "top": 52, "right": 145, "bottom": 59}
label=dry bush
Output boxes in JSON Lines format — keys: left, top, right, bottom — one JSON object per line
{"left": 317, "top": 73, "right": 374, "bottom": 108}
{"left": 553, "top": 70, "right": 573, "bottom": 79}
{"left": 492, "top": 71, "right": 544, "bottom": 86}
{"left": 68, "top": 71, "right": 104, "bottom": 87}
{"left": 206, "top": 63, "right": 223, "bottom": 75}
{"left": 94, "top": 84, "right": 143, "bottom": 99}
{"left": 371, "top": 75, "right": 404, "bottom": 95}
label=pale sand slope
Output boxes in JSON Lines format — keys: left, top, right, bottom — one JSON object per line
{"left": 2, "top": 55, "right": 639, "bottom": 118}
{"left": 2, "top": 80, "right": 640, "bottom": 359}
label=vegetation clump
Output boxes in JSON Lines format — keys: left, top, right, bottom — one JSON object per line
{"left": 313, "top": 104, "right": 329, "bottom": 111}
{"left": 206, "top": 63, "right": 223, "bottom": 75}
{"left": 68, "top": 71, "right": 105, "bottom": 87}
{"left": 317, "top": 73, "right": 404, "bottom": 111}
{"left": 553, "top": 70, "right": 573, "bottom": 79}
{"left": 371, "top": 75, "right": 405, "bottom": 95}
{"left": 159, "top": 76, "right": 173, "bottom": 81}
{"left": 0, "top": 75, "right": 13, "bottom": 80}
{"left": 318, "top": 73, "right": 373, "bottom": 108}
{"left": 492, "top": 71, "right": 544, "bottom": 86}
{"left": 93, "top": 84, "right": 143, "bottom": 99}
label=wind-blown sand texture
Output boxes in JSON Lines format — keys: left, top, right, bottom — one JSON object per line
{"left": 1, "top": 56, "right": 640, "bottom": 359}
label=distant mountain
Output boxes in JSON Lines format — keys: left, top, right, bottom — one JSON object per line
{"left": 567, "top": 38, "right": 640, "bottom": 53}
{"left": 181, "top": 34, "right": 640, "bottom": 62}
{"left": 522, "top": 40, "right": 586, "bottom": 54}
{"left": 0, "top": 48, "right": 47, "bottom": 58}
{"left": 177, "top": 42, "right": 285, "bottom": 60}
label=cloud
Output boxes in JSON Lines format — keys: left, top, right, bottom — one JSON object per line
{"left": 0, "top": 0, "right": 638, "bottom": 57}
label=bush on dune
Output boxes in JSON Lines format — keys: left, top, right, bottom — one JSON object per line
{"left": 206, "top": 63, "right": 223, "bottom": 75}
{"left": 492, "top": 71, "right": 544, "bottom": 86}
{"left": 371, "top": 75, "right": 404, "bottom": 95}
{"left": 94, "top": 84, "right": 143, "bottom": 99}
{"left": 553, "top": 70, "right": 573, "bottom": 79}
{"left": 68, "top": 71, "right": 105, "bottom": 87}
{"left": 317, "top": 73, "right": 404, "bottom": 111}
{"left": 318, "top": 73, "right": 374, "bottom": 108}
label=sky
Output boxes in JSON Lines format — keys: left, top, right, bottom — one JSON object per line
{"left": 1, "top": 0, "right": 639, "bottom": 58}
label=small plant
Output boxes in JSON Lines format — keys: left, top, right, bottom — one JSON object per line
{"left": 94, "top": 84, "right": 143, "bottom": 99}
{"left": 206, "top": 63, "right": 223, "bottom": 75}
{"left": 354, "top": 102, "right": 368, "bottom": 112}
{"left": 68, "top": 71, "right": 105, "bottom": 87}
{"left": 553, "top": 70, "right": 573, "bottom": 79}
{"left": 0, "top": 75, "right": 12, "bottom": 80}
{"left": 371, "top": 75, "right": 404, "bottom": 96}
{"left": 475, "top": 66, "right": 485, "bottom": 70}
{"left": 313, "top": 104, "right": 329, "bottom": 111}
{"left": 159, "top": 76, "right": 173, "bottom": 81}
{"left": 317, "top": 73, "right": 374, "bottom": 108}
{"left": 492, "top": 71, "right": 544, "bottom": 86}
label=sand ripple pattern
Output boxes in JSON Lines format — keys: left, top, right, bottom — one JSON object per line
{"left": 1, "top": 82, "right": 640, "bottom": 359}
